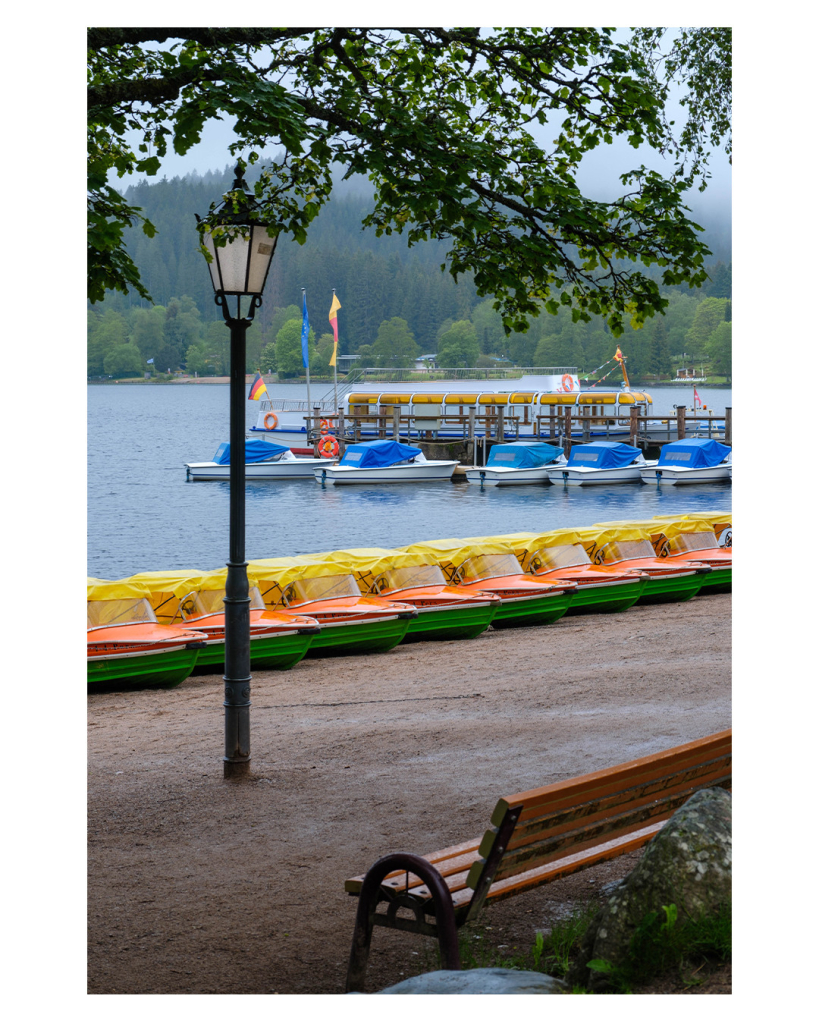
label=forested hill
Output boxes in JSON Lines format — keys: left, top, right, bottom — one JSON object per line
{"left": 96, "top": 165, "right": 730, "bottom": 349}
{"left": 89, "top": 166, "right": 731, "bottom": 381}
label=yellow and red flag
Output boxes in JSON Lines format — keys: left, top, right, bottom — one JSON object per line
{"left": 328, "top": 293, "right": 342, "bottom": 368}
{"left": 248, "top": 371, "right": 268, "bottom": 401}
{"left": 614, "top": 346, "right": 625, "bottom": 363}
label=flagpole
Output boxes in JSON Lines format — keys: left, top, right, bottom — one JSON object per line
{"left": 332, "top": 288, "right": 338, "bottom": 414}
{"left": 302, "top": 287, "right": 312, "bottom": 425}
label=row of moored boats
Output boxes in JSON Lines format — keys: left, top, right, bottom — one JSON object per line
{"left": 185, "top": 436, "right": 731, "bottom": 486}
{"left": 88, "top": 511, "right": 731, "bottom": 692}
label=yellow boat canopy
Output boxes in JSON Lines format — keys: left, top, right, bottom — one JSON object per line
{"left": 400, "top": 536, "right": 527, "bottom": 581}
{"left": 125, "top": 569, "right": 216, "bottom": 620}
{"left": 318, "top": 547, "right": 439, "bottom": 593}
{"left": 87, "top": 577, "right": 153, "bottom": 601}
{"left": 247, "top": 555, "right": 364, "bottom": 606}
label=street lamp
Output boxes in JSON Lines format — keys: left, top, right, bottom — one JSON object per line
{"left": 197, "top": 163, "right": 278, "bottom": 778}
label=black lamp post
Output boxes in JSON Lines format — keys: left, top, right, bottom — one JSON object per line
{"left": 197, "top": 164, "right": 278, "bottom": 778}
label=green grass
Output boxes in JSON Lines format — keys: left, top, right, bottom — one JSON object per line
{"left": 416, "top": 899, "right": 730, "bottom": 993}
{"left": 586, "top": 901, "right": 732, "bottom": 992}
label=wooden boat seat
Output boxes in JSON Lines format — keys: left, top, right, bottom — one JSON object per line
{"left": 344, "top": 729, "right": 731, "bottom": 991}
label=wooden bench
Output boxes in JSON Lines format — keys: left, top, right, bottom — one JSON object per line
{"left": 344, "top": 729, "right": 731, "bottom": 991}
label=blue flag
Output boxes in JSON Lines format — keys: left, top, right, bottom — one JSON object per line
{"left": 301, "top": 291, "right": 310, "bottom": 369}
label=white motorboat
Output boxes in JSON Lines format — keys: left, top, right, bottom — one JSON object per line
{"left": 185, "top": 439, "right": 337, "bottom": 481}
{"left": 640, "top": 438, "right": 732, "bottom": 485}
{"left": 464, "top": 441, "right": 567, "bottom": 486}
{"left": 313, "top": 439, "right": 458, "bottom": 485}
{"left": 546, "top": 441, "right": 647, "bottom": 486}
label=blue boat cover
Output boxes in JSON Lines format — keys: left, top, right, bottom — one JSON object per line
{"left": 212, "top": 439, "right": 290, "bottom": 465}
{"left": 339, "top": 438, "right": 423, "bottom": 468}
{"left": 657, "top": 438, "right": 731, "bottom": 468}
{"left": 486, "top": 441, "right": 564, "bottom": 469}
{"left": 566, "top": 441, "right": 641, "bottom": 469}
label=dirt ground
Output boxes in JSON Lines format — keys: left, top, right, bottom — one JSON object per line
{"left": 87, "top": 593, "right": 731, "bottom": 995}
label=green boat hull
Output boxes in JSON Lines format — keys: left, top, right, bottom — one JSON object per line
{"left": 491, "top": 590, "right": 574, "bottom": 629}
{"left": 563, "top": 578, "right": 648, "bottom": 615}
{"left": 695, "top": 566, "right": 732, "bottom": 594}
{"left": 87, "top": 647, "right": 200, "bottom": 692}
{"left": 637, "top": 574, "right": 704, "bottom": 604}
{"left": 304, "top": 616, "right": 411, "bottom": 656}
{"left": 192, "top": 632, "right": 315, "bottom": 673}
{"left": 402, "top": 604, "right": 497, "bottom": 642}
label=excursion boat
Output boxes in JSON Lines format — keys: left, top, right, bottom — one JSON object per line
{"left": 570, "top": 526, "right": 712, "bottom": 603}
{"left": 484, "top": 531, "right": 650, "bottom": 614}
{"left": 87, "top": 578, "right": 208, "bottom": 691}
{"left": 399, "top": 538, "right": 577, "bottom": 628}
{"left": 320, "top": 547, "right": 502, "bottom": 642}
{"left": 546, "top": 441, "right": 647, "bottom": 485}
{"left": 126, "top": 569, "right": 322, "bottom": 671}
{"left": 640, "top": 438, "right": 732, "bottom": 485}
{"left": 596, "top": 518, "right": 732, "bottom": 594}
{"left": 247, "top": 556, "right": 418, "bottom": 655}
{"left": 464, "top": 441, "right": 566, "bottom": 486}
{"left": 313, "top": 439, "right": 458, "bottom": 485}
{"left": 248, "top": 367, "right": 653, "bottom": 452}
{"left": 184, "top": 438, "right": 337, "bottom": 481}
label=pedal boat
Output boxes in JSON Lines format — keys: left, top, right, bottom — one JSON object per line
{"left": 399, "top": 538, "right": 577, "bottom": 628}
{"left": 320, "top": 547, "right": 502, "bottom": 642}
{"left": 484, "top": 531, "right": 650, "bottom": 614}
{"left": 248, "top": 556, "right": 418, "bottom": 655}
{"left": 126, "top": 569, "right": 321, "bottom": 671}
{"left": 640, "top": 438, "right": 731, "bottom": 484}
{"left": 185, "top": 438, "right": 337, "bottom": 481}
{"left": 464, "top": 441, "right": 566, "bottom": 486}
{"left": 87, "top": 578, "right": 208, "bottom": 691}
{"left": 546, "top": 441, "right": 647, "bottom": 485}
{"left": 313, "top": 439, "right": 458, "bottom": 485}
{"left": 598, "top": 518, "right": 732, "bottom": 594}
{"left": 653, "top": 511, "right": 732, "bottom": 550}
{"left": 572, "top": 526, "right": 712, "bottom": 603}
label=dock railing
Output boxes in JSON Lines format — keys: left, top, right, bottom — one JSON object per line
{"left": 301, "top": 404, "right": 731, "bottom": 454}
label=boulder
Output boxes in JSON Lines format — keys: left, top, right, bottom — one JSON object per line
{"left": 567, "top": 787, "right": 731, "bottom": 991}
{"left": 377, "top": 967, "right": 568, "bottom": 994}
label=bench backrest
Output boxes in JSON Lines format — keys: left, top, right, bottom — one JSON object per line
{"left": 464, "top": 730, "right": 731, "bottom": 914}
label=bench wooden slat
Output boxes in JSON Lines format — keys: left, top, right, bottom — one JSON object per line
{"left": 486, "top": 776, "right": 730, "bottom": 886}
{"left": 495, "top": 756, "right": 732, "bottom": 856}
{"left": 492, "top": 731, "right": 731, "bottom": 826}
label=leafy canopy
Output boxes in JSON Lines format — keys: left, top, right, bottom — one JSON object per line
{"left": 88, "top": 27, "right": 731, "bottom": 336}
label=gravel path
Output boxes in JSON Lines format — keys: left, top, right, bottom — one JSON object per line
{"left": 87, "top": 592, "right": 731, "bottom": 994}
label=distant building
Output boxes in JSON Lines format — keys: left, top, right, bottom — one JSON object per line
{"left": 414, "top": 354, "right": 437, "bottom": 371}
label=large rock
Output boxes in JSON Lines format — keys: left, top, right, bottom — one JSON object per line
{"left": 377, "top": 967, "right": 568, "bottom": 994}
{"left": 568, "top": 787, "right": 731, "bottom": 992}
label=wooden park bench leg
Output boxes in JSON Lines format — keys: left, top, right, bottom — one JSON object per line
{"left": 345, "top": 852, "right": 461, "bottom": 993}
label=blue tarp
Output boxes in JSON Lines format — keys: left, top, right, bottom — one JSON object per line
{"left": 339, "top": 439, "right": 423, "bottom": 468}
{"left": 657, "top": 438, "right": 731, "bottom": 468}
{"left": 486, "top": 441, "right": 564, "bottom": 469}
{"left": 212, "top": 439, "right": 290, "bottom": 465}
{"left": 566, "top": 441, "right": 641, "bottom": 469}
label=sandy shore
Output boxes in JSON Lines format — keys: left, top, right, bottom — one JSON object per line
{"left": 87, "top": 593, "right": 731, "bottom": 994}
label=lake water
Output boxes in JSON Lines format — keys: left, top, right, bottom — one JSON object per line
{"left": 87, "top": 383, "right": 732, "bottom": 580}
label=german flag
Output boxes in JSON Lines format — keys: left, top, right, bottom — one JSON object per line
{"left": 248, "top": 372, "right": 268, "bottom": 401}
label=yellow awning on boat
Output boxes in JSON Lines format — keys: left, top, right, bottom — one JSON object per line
{"left": 87, "top": 578, "right": 153, "bottom": 601}
{"left": 123, "top": 569, "right": 213, "bottom": 620}
{"left": 248, "top": 555, "right": 361, "bottom": 606}
{"left": 320, "top": 547, "right": 437, "bottom": 592}
{"left": 399, "top": 536, "right": 525, "bottom": 581}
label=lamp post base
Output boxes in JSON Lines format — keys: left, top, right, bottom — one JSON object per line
{"left": 223, "top": 759, "right": 252, "bottom": 780}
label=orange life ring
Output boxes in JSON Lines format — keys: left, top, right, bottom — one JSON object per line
{"left": 318, "top": 436, "right": 339, "bottom": 458}
{"left": 561, "top": 374, "right": 575, "bottom": 392}
{"left": 263, "top": 411, "right": 278, "bottom": 429}
{"left": 320, "top": 419, "right": 331, "bottom": 434}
